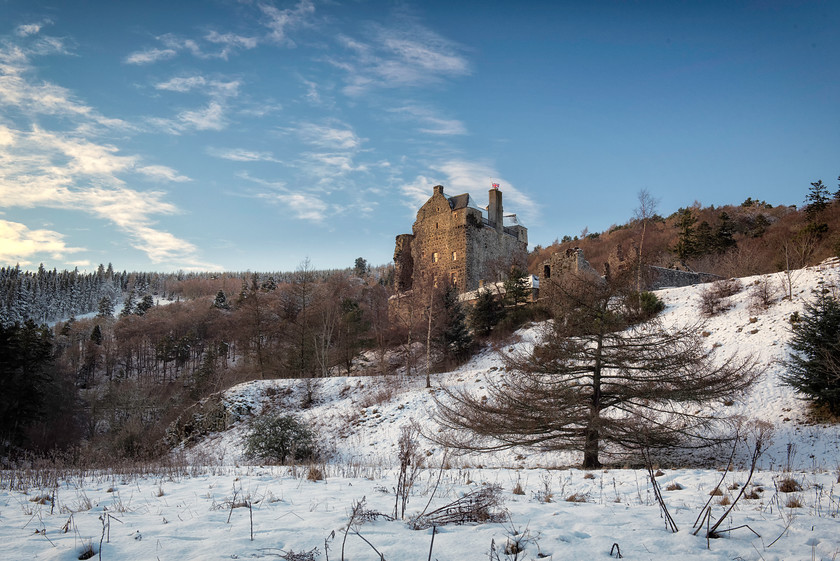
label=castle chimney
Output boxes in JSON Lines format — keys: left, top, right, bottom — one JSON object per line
{"left": 433, "top": 185, "right": 444, "bottom": 195}
{"left": 488, "top": 188, "right": 503, "bottom": 232}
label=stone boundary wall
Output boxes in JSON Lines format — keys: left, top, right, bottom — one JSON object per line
{"left": 647, "top": 266, "right": 721, "bottom": 289}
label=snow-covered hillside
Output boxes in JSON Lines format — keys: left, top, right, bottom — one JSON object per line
{"left": 3, "top": 263, "right": 840, "bottom": 561}
{"left": 191, "top": 260, "right": 840, "bottom": 471}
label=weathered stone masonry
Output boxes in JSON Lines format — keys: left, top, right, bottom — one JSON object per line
{"left": 394, "top": 185, "right": 528, "bottom": 293}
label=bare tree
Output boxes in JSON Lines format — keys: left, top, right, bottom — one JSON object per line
{"left": 634, "top": 189, "right": 659, "bottom": 292}
{"left": 434, "top": 272, "right": 761, "bottom": 468}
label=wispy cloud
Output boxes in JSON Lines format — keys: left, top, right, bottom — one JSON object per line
{"left": 0, "top": 41, "right": 207, "bottom": 268}
{"left": 259, "top": 0, "right": 315, "bottom": 45}
{"left": 125, "top": 29, "right": 258, "bottom": 64}
{"left": 391, "top": 105, "right": 467, "bottom": 136}
{"left": 15, "top": 21, "right": 50, "bottom": 38}
{"left": 136, "top": 164, "right": 192, "bottom": 183}
{"left": 155, "top": 75, "right": 241, "bottom": 97}
{"left": 208, "top": 147, "right": 282, "bottom": 163}
{"left": 124, "top": 47, "right": 177, "bottom": 65}
{"left": 399, "top": 175, "right": 439, "bottom": 210}
{"left": 0, "top": 219, "right": 84, "bottom": 266}
{"left": 148, "top": 75, "right": 240, "bottom": 134}
{"left": 177, "top": 101, "right": 227, "bottom": 130}
{"left": 240, "top": 173, "right": 328, "bottom": 222}
{"left": 204, "top": 30, "right": 259, "bottom": 57}
{"left": 333, "top": 23, "right": 470, "bottom": 96}
{"left": 399, "top": 160, "right": 538, "bottom": 224}
{"left": 295, "top": 122, "right": 362, "bottom": 151}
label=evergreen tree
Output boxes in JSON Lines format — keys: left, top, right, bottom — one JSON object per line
{"left": 0, "top": 320, "right": 75, "bottom": 453}
{"left": 503, "top": 266, "right": 530, "bottom": 306}
{"left": 672, "top": 208, "right": 698, "bottom": 260}
{"left": 90, "top": 324, "right": 103, "bottom": 345}
{"left": 714, "top": 212, "right": 737, "bottom": 253}
{"left": 213, "top": 289, "right": 230, "bottom": 310}
{"left": 695, "top": 221, "right": 714, "bottom": 255}
{"left": 469, "top": 290, "right": 504, "bottom": 337}
{"left": 135, "top": 294, "right": 154, "bottom": 315}
{"left": 120, "top": 293, "right": 135, "bottom": 317}
{"left": 97, "top": 295, "right": 115, "bottom": 318}
{"left": 782, "top": 291, "right": 840, "bottom": 415}
{"left": 354, "top": 257, "right": 368, "bottom": 278}
{"left": 805, "top": 179, "right": 830, "bottom": 221}
{"left": 440, "top": 287, "right": 472, "bottom": 359}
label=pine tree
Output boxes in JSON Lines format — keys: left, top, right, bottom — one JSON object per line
{"left": 135, "top": 294, "right": 154, "bottom": 315}
{"left": 97, "top": 296, "right": 115, "bottom": 318}
{"left": 503, "top": 266, "right": 530, "bottom": 306}
{"left": 90, "top": 324, "right": 103, "bottom": 345}
{"left": 440, "top": 287, "right": 472, "bottom": 359}
{"left": 782, "top": 291, "right": 840, "bottom": 415}
{"left": 120, "top": 293, "right": 135, "bottom": 317}
{"left": 805, "top": 180, "right": 829, "bottom": 221}
{"left": 469, "top": 290, "right": 504, "bottom": 337}
{"left": 714, "top": 212, "right": 737, "bottom": 253}
{"left": 672, "top": 208, "right": 697, "bottom": 261}
{"left": 213, "top": 290, "right": 230, "bottom": 310}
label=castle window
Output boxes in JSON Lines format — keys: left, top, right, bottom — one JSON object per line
{"left": 544, "top": 264, "right": 551, "bottom": 279}
{"left": 432, "top": 252, "right": 439, "bottom": 263}
{"left": 450, "top": 272, "right": 457, "bottom": 285}
{"left": 451, "top": 251, "right": 457, "bottom": 261}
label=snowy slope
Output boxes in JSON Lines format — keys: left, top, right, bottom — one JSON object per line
{"left": 3, "top": 262, "right": 840, "bottom": 561}
{"left": 191, "top": 260, "right": 840, "bottom": 471}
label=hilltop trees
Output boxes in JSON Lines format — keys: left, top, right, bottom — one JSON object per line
{"left": 435, "top": 272, "right": 761, "bottom": 468}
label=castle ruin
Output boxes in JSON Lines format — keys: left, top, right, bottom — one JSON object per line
{"left": 394, "top": 185, "right": 528, "bottom": 293}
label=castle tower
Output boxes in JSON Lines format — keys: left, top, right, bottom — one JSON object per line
{"left": 488, "top": 187, "right": 503, "bottom": 232}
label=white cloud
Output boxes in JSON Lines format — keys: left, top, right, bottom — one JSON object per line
{"left": 399, "top": 175, "right": 438, "bottom": 210}
{"left": 124, "top": 47, "right": 177, "bottom": 65}
{"left": 259, "top": 0, "right": 315, "bottom": 44}
{"left": 0, "top": 34, "right": 208, "bottom": 268}
{"left": 0, "top": 219, "right": 84, "bottom": 265}
{"left": 434, "top": 160, "right": 539, "bottom": 223}
{"left": 241, "top": 174, "right": 328, "bottom": 222}
{"left": 205, "top": 31, "right": 259, "bottom": 58}
{"left": 155, "top": 75, "right": 240, "bottom": 98}
{"left": 177, "top": 101, "right": 227, "bottom": 130}
{"left": 208, "top": 148, "right": 281, "bottom": 163}
{"left": 136, "top": 165, "right": 192, "bottom": 183}
{"left": 335, "top": 23, "right": 470, "bottom": 96}
{"left": 155, "top": 76, "right": 208, "bottom": 93}
{"left": 15, "top": 23, "right": 44, "bottom": 37}
{"left": 391, "top": 105, "right": 467, "bottom": 136}
{"left": 0, "top": 126, "right": 14, "bottom": 146}
{"left": 296, "top": 122, "right": 362, "bottom": 150}
{"left": 258, "top": 191, "right": 328, "bottom": 222}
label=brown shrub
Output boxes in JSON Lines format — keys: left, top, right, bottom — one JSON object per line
{"left": 778, "top": 477, "right": 801, "bottom": 493}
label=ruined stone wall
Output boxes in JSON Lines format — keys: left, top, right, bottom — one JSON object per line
{"left": 646, "top": 267, "right": 721, "bottom": 289}
{"left": 464, "top": 218, "right": 528, "bottom": 290}
{"left": 394, "top": 234, "right": 415, "bottom": 291}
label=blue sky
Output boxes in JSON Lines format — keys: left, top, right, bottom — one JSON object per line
{"left": 0, "top": 1, "right": 837, "bottom": 273}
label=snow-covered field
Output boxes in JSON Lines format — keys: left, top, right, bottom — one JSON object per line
{"left": 3, "top": 263, "right": 840, "bottom": 560}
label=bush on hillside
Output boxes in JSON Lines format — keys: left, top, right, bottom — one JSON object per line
{"left": 244, "top": 414, "right": 316, "bottom": 463}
